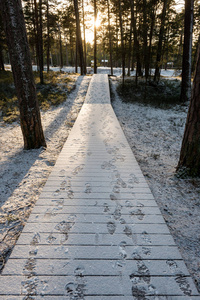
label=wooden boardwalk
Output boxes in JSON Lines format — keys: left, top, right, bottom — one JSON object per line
{"left": 0, "top": 74, "right": 199, "bottom": 299}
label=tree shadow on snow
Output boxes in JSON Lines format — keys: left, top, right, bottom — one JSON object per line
{"left": 0, "top": 75, "right": 88, "bottom": 209}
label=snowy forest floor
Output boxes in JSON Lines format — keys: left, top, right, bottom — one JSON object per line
{"left": 0, "top": 72, "right": 200, "bottom": 293}
{"left": 0, "top": 73, "right": 91, "bottom": 271}
{"left": 111, "top": 77, "right": 200, "bottom": 292}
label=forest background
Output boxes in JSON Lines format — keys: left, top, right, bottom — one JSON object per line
{"left": 0, "top": 0, "right": 199, "bottom": 79}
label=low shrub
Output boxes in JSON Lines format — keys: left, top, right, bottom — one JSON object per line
{"left": 116, "top": 77, "right": 181, "bottom": 109}
{"left": 0, "top": 70, "right": 74, "bottom": 123}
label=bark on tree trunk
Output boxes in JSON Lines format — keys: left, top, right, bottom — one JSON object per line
{"left": 70, "top": 33, "right": 74, "bottom": 66}
{"left": 0, "top": 0, "right": 46, "bottom": 149}
{"left": 34, "top": 0, "right": 40, "bottom": 70}
{"left": 75, "top": 38, "right": 78, "bottom": 73}
{"left": 82, "top": 0, "right": 87, "bottom": 74}
{"left": 127, "top": 5, "right": 133, "bottom": 77}
{"left": 107, "top": 0, "right": 113, "bottom": 75}
{"left": 38, "top": 0, "right": 44, "bottom": 83}
{"left": 178, "top": 31, "right": 183, "bottom": 68}
{"left": 146, "top": 0, "right": 157, "bottom": 79}
{"left": 164, "top": 26, "right": 169, "bottom": 70}
{"left": 143, "top": 0, "right": 148, "bottom": 80}
{"left": 177, "top": 41, "right": 200, "bottom": 176}
{"left": 66, "top": 44, "right": 69, "bottom": 66}
{"left": 154, "top": 0, "right": 168, "bottom": 83}
{"left": 58, "top": 23, "right": 63, "bottom": 71}
{"left": 94, "top": 0, "right": 97, "bottom": 74}
{"left": 115, "top": 16, "right": 119, "bottom": 68}
{"left": 0, "top": 46, "right": 4, "bottom": 71}
{"left": 46, "top": 0, "right": 50, "bottom": 72}
{"left": 131, "top": 0, "right": 142, "bottom": 77}
{"left": 192, "top": 35, "right": 200, "bottom": 74}
{"left": 74, "top": 0, "right": 85, "bottom": 75}
{"left": 119, "top": 0, "right": 125, "bottom": 85}
{"left": 180, "top": 0, "right": 194, "bottom": 102}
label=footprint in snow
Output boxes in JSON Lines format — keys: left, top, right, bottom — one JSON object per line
{"left": 107, "top": 220, "right": 116, "bottom": 235}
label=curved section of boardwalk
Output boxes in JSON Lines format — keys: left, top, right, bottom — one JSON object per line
{"left": 0, "top": 74, "right": 199, "bottom": 299}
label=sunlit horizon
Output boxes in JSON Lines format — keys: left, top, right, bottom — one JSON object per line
{"left": 85, "top": 13, "right": 101, "bottom": 44}
{"left": 83, "top": 0, "right": 184, "bottom": 44}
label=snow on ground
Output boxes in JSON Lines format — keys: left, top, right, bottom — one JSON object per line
{"left": 4, "top": 64, "right": 181, "bottom": 78}
{"left": 0, "top": 74, "right": 91, "bottom": 268}
{"left": 0, "top": 68, "right": 199, "bottom": 292}
{"left": 111, "top": 77, "right": 200, "bottom": 292}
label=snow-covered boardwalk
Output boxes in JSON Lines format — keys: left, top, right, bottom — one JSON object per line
{"left": 0, "top": 74, "right": 199, "bottom": 299}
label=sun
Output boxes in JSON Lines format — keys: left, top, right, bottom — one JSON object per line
{"left": 94, "top": 13, "right": 101, "bottom": 28}
{"left": 174, "top": 0, "right": 184, "bottom": 12}
{"left": 84, "top": 13, "right": 101, "bottom": 44}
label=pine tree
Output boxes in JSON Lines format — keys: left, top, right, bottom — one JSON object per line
{"left": 131, "top": 0, "right": 142, "bottom": 79}
{"left": 38, "top": 0, "right": 44, "bottom": 83}
{"left": 57, "top": 20, "right": 63, "bottom": 70}
{"left": 62, "top": 2, "right": 76, "bottom": 67}
{"left": 94, "top": 0, "right": 97, "bottom": 73}
{"left": 177, "top": 39, "right": 200, "bottom": 176}
{"left": 107, "top": 0, "right": 113, "bottom": 75}
{"left": 74, "top": 0, "right": 85, "bottom": 74}
{"left": 118, "top": 0, "right": 125, "bottom": 84}
{"left": 180, "top": 0, "right": 194, "bottom": 102}
{"left": 154, "top": 0, "right": 169, "bottom": 82}
{"left": 0, "top": 0, "right": 46, "bottom": 149}
{"left": 82, "top": 0, "right": 87, "bottom": 73}
{"left": 0, "top": 15, "right": 5, "bottom": 71}
{"left": 46, "top": 0, "right": 50, "bottom": 72}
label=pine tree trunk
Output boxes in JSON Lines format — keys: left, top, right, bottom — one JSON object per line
{"left": 50, "top": 51, "right": 53, "bottom": 65}
{"left": 127, "top": 5, "right": 133, "bottom": 77}
{"left": 164, "top": 26, "right": 169, "bottom": 70}
{"left": 66, "top": 44, "right": 69, "bottom": 66}
{"left": 60, "top": 34, "right": 63, "bottom": 70}
{"left": 143, "top": 0, "right": 148, "bottom": 80}
{"left": 131, "top": 0, "right": 142, "bottom": 77}
{"left": 75, "top": 39, "right": 78, "bottom": 73}
{"left": 119, "top": 0, "right": 125, "bottom": 85}
{"left": 58, "top": 24, "right": 63, "bottom": 70}
{"left": 38, "top": 0, "right": 44, "bottom": 83}
{"left": 0, "top": 0, "right": 46, "bottom": 149}
{"left": 74, "top": 0, "right": 85, "bottom": 75}
{"left": 107, "top": 0, "right": 113, "bottom": 75}
{"left": 82, "top": 0, "right": 87, "bottom": 74}
{"left": 30, "top": 1, "right": 36, "bottom": 65}
{"left": 146, "top": 0, "right": 157, "bottom": 79}
{"left": 154, "top": 0, "right": 168, "bottom": 83}
{"left": 34, "top": 0, "right": 40, "bottom": 70}
{"left": 94, "top": 0, "right": 97, "bottom": 74}
{"left": 115, "top": 16, "right": 119, "bottom": 68}
{"left": 70, "top": 33, "right": 74, "bottom": 66}
{"left": 0, "top": 46, "right": 4, "bottom": 71}
{"left": 177, "top": 41, "right": 200, "bottom": 176}
{"left": 192, "top": 34, "right": 200, "bottom": 74}
{"left": 46, "top": 0, "right": 50, "bottom": 72}
{"left": 180, "top": 0, "right": 194, "bottom": 102}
